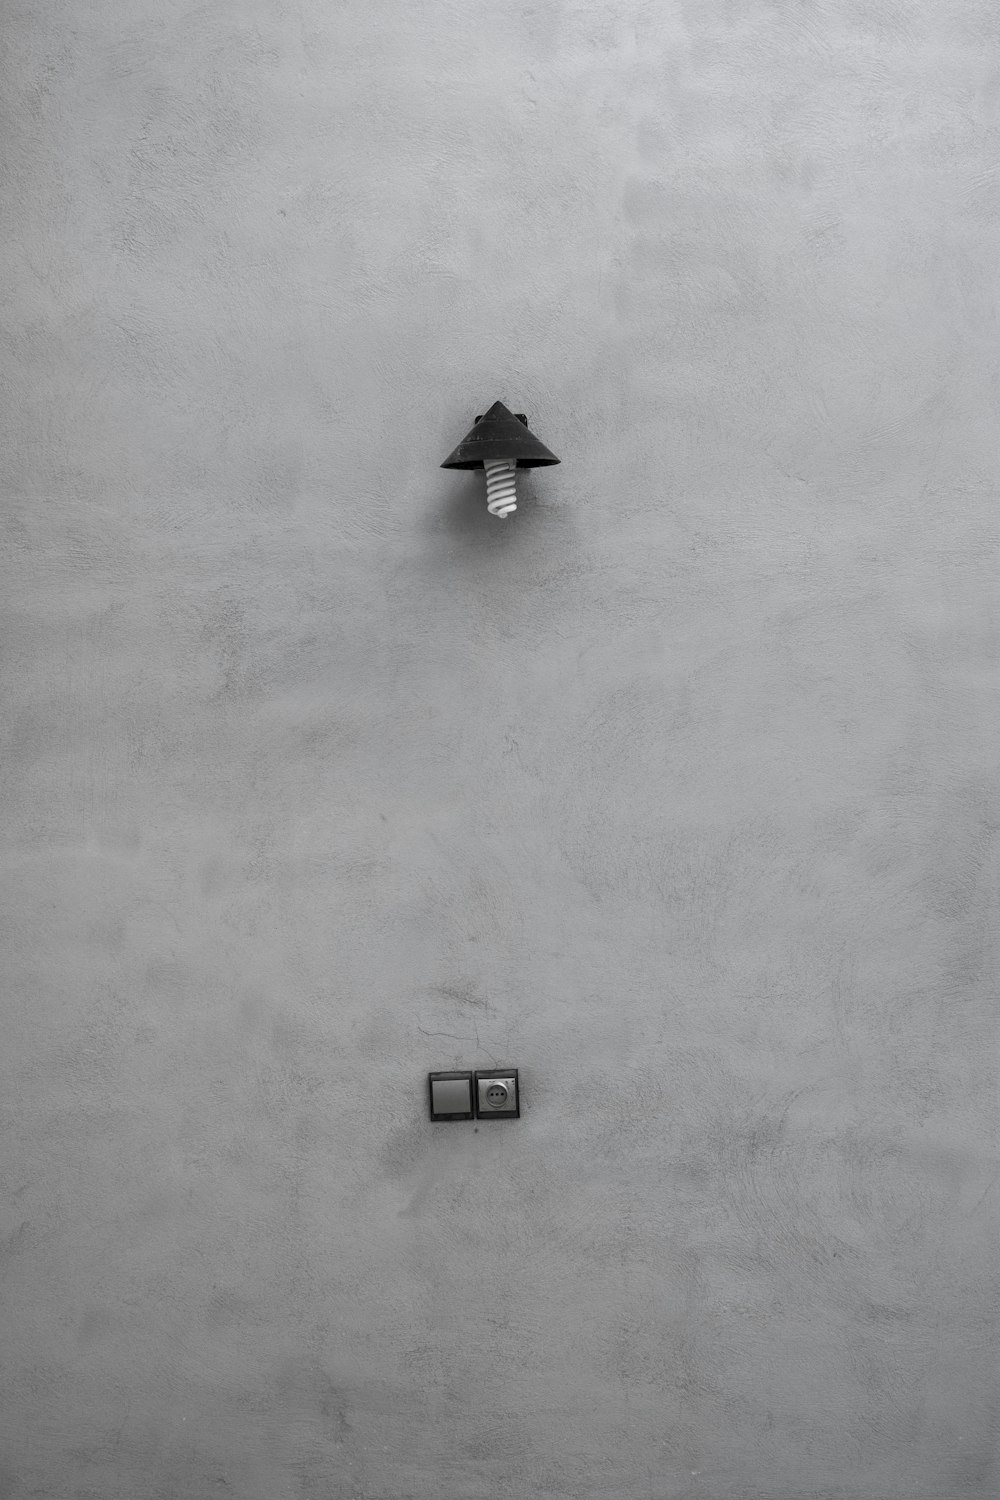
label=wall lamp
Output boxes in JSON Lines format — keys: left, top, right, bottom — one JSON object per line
{"left": 441, "top": 400, "right": 560, "bottom": 519}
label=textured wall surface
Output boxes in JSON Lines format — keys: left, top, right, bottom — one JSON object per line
{"left": 2, "top": 2, "right": 998, "bottom": 1497}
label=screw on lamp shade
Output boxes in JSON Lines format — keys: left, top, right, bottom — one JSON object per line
{"left": 440, "top": 401, "right": 560, "bottom": 519}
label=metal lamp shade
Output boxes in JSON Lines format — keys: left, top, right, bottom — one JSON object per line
{"left": 440, "top": 401, "right": 560, "bottom": 470}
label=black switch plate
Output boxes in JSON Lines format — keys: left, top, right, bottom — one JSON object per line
{"left": 428, "top": 1071, "right": 474, "bottom": 1121}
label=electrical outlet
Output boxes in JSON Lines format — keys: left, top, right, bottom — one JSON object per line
{"left": 474, "top": 1070, "right": 520, "bottom": 1119}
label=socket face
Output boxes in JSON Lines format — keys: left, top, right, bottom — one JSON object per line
{"left": 474, "top": 1070, "right": 520, "bottom": 1119}
{"left": 429, "top": 1072, "right": 474, "bottom": 1121}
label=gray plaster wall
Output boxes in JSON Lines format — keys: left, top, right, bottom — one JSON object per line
{"left": 2, "top": 2, "right": 998, "bottom": 1497}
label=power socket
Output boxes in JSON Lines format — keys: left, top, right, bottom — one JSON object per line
{"left": 474, "top": 1070, "right": 520, "bottom": 1119}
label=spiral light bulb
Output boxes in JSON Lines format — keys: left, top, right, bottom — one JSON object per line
{"left": 484, "top": 458, "right": 517, "bottom": 518}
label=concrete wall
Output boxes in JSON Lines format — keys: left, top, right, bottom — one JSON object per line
{"left": 2, "top": 2, "right": 997, "bottom": 1496}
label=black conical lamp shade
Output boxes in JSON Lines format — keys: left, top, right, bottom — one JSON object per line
{"left": 440, "top": 401, "right": 560, "bottom": 470}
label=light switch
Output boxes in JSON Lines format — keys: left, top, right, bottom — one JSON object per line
{"left": 475, "top": 1070, "right": 520, "bottom": 1119}
{"left": 428, "top": 1072, "right": 474, "bottom": 1121}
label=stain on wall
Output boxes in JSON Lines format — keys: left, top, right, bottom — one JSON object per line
{"left": 1, "top": 1, "right": 998, "bottom": 1496}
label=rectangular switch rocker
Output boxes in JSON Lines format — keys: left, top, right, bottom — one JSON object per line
{"left": 428, "top": 1071, "right": 474, "bottom": 1121}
